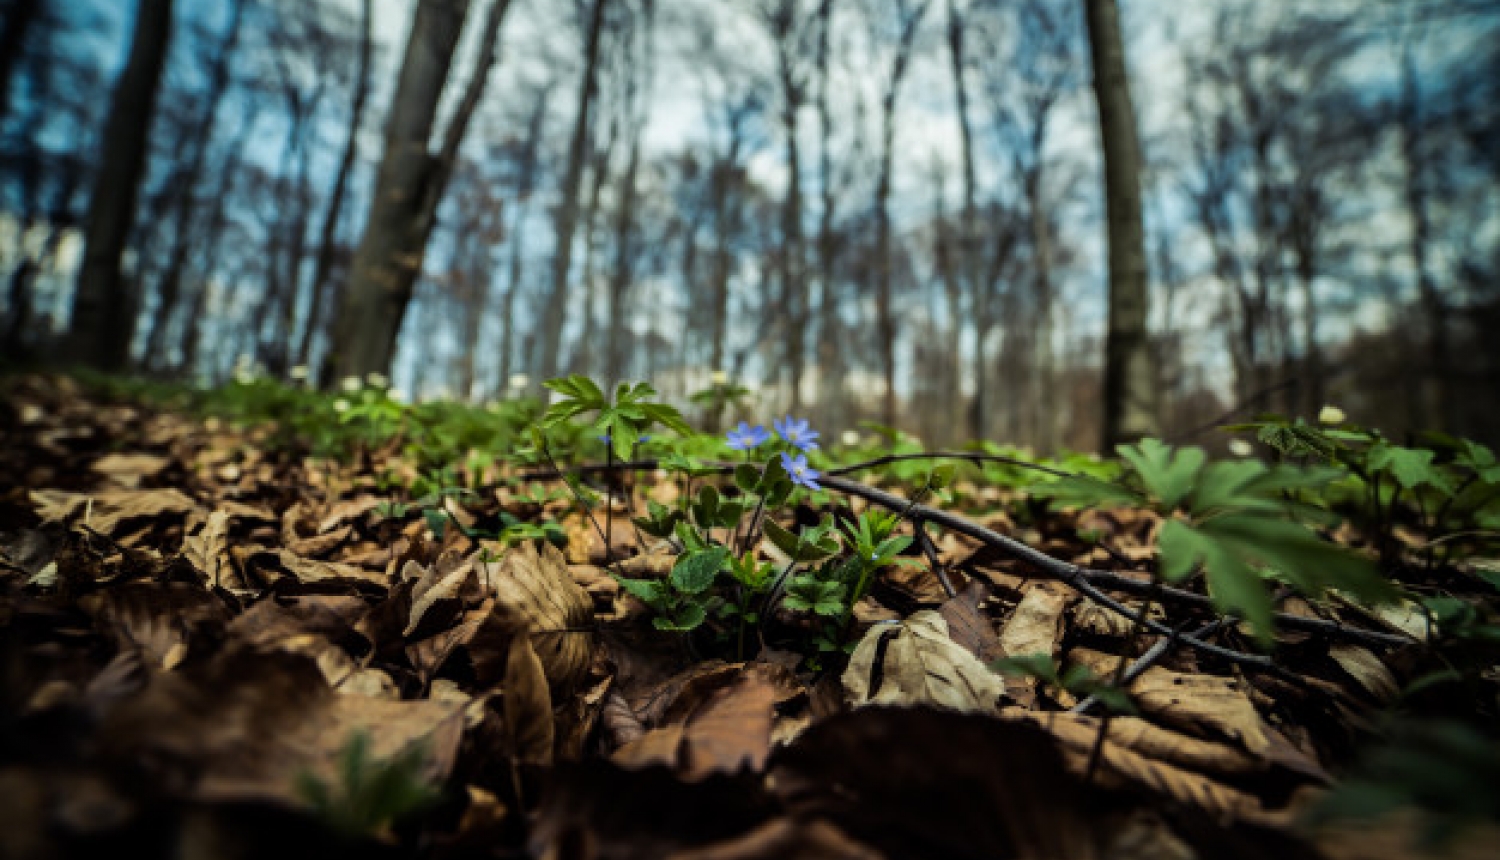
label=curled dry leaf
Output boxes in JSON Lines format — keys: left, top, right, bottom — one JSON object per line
{"left": 91, "top": 452, "right": 171, "bottom": 488}
{"left": 843, "top": 610, "right": 1005, "bottom": 713}
{"left": 30, "top": 488, "right": 199, "bottom": 536}
{"left": 613, "top": 668, "right": 777, "bottom": 781}
{"left": 1327, "top": 644, "right": 1400, "bottom": 703}
{"left": 182, "top": 509, "right": 231, "bottom": 588}
{"left": 999, "top": 582, "right": 1070, "bottom": 660}
{"left": 479, "top": 541, "right": 594, "bottom": 693}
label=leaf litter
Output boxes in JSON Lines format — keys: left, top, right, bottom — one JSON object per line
{"left": 1, "top": 374, "right": 1497, "bottom": 858}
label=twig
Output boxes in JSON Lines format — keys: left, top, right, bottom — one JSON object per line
{"left": 515, "top": 459, "right": 1414, "bottom": 652}
{"left": 910, "top": 520, "right": 958, "bottom": 599}
{"left": 1070, "top": 619, "right": 1227, "bottom": 716}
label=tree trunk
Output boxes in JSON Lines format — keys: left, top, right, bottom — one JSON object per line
{"left": 1399, "top": 50, "right": 1452, "bottom": 432}
{"left": 329, "top": 0, "right": 510, "bottom": 382}
{"left": 300, "top": 0, "right": 373, "bottom": 378}
{"left": 871, "top": 1, "right": 928, "bottom": 429}
{"left": 1084, "top": 0, "right": 1159, "bottom": 449}
{"left": 497, "top": 85, "right": 550, "bottom": 394}
{"left": 69, "top": 0, "right": 176, "bottom": 370}
{"left": 0, "top": 0, "right": 41, "bottom": 127}
{"left": 533, "top": 0, "right": 610, "bottom": 392}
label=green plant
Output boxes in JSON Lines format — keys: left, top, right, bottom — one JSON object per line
{"left": 295, "top": 731, "right": 440, "bottom": 839}
{"left": 1034, "top": 437, "right": 1394, "bottom": 642}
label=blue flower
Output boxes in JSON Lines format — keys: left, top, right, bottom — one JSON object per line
{"left": 780, "top": 451, "right": 822, "bottom": 491}
{"left": 726, "top": 422, "right": 770, "bottom": 450}
{"left": 773, "top": 415, "right": 820, "bottom": 451}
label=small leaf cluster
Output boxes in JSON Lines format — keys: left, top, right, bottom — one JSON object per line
{"left": 295, "top": 731, "right": 440, "bottom": 839}
{"left": 1035, "top": 437, "right": 1393, "bottom": 642}
{"left": 990, "top": 653, "right": 1137, "bottom": 716}
{"left": 539, "top": 375, "right": 691, "bottom": 461}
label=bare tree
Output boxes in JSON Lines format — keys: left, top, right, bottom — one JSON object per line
{"left": 328, "top": 0, "right": 512, "bottom": 381}
{"left": 1083, "top": 0, "right": 1158, "bottom": 447}
{"left": 532, "top": 0, "right": 611, "bottom": 392}
{"left": 69, "top": 0, "right": 176, "bottom": 369}
{"left": 868, "top": 0, "right": 930, "bottom": 426}
{"left": 300, "top": 0, "right": 373, "bottom": 378}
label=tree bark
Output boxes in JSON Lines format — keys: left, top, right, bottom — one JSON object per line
{"left": 329, "top": 0, "right": 511, "bottom": 382}
{"left": 301, "top": 0, "right": 373, "bottom": 378}
{"left": 69, "top": 0, "right": 176, "bottom": 370}
{"left": 533, "top": 0, "right": 611, "bottom": 392}
{"left": 872, "top": 0, "right": 929, "bottom": 428}
{"left": 0, "top": 0, "right": 41, "bottom": 128}
{"left": 1084, "top": 0, "right": 1159, "bottom": 449}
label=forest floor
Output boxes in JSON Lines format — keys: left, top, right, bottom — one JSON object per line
{"left": 1, "top": 373, "right": 1496, "bottom": 860}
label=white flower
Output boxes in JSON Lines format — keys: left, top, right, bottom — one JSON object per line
{"left": 1318, "top": 405, "right": 1346, "bottom": 425}
{"left": 1228, "top": 439, "right": 1255, "bottom": 457}
{"left": 333, "top": 399, "right": 350, "bottom": 413}
{"left": 233, "top": 353, "right": 253, "bottom": 371}
{"left": 365, "top": 372, "right": 388, "bottom": 388}
{"left": 234, "top": 369, "right": 256, "bottom": 385}
{"left": 289, "top": 365, "right": 309, "bottom": 380}
{"left": 840, "top": 430, "right": 862, "bottom": 447}
{"left": 710, "top": 369, "right": 730, "bottom": 385}
{"left": 388, "top": 388, "right": 408, "bottom": 404}
{"left": 508, "top": 373, "right": 529, "bottom": 390}
{"left": 340, "top": 376, "right": 361, "bottom": 393}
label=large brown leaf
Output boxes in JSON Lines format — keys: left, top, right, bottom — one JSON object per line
{"left": 843, "top": 611, "right": 1005, "bottom": 713}
{"left": 479, "top": 541, "right": 594, "bottom": 693}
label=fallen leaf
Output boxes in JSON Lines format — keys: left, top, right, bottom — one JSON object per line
{"left": 843, "top": 611, "right": 1005, "bottom": 713}
{"left": 479, "top": 541, "right": 594, "bottom": 693}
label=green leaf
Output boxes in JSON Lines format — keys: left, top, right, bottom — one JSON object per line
{"left": 1158, "top": 518, "right": 1274, "bottom": 642}
{"left": 734, "top": 463, "right": 762, "bottom": 494}
{"left": 617, "top": 576, "right": 668, "bottom": 606}
{"left": 654, "top": 602, "right": 707, "bottom": 632}
{"left": 990, "top": 652, "right": 1060, "bottom": 685}
{"left": 1118, "top": 439, "right": 1205, "bottom": 510}
{"left": 1368, "top": 443, "right": 1455, "bottom": 494}
{"left": 1032, "top": 474, "right": 1143, "bottom": 509}
{"left": 670, "top": 546, "right": 729, "bottom": 595}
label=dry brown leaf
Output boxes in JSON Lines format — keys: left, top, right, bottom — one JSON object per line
{"left": 91, "top": 452, "right": 171, "bottom": 488}
{"left": 479, "top": 541, "right": 594, "bottom": 693}
{"left": 257, "top": 548, "right": 390, "bottom": 592}
{"left": 405, "top": 554, "right": 474, "bottom": 637}
{"left": 937, "top": 580, "right": 1004, "bottom": 662}
{"left": 502, "top": 628, "right": 556, "bottom": 765}
{"left": 317, "top": 495, "right": 381, "bottom": 533}
{"left": 182, "top": 509, "right": 231, "bottom": 588}
{"left": 1012, "top": 710, "right": 1275, "bottom": 825}
{"left": 613, "top": 670, "right": 776, "bottom": 780}
{"left": 843, "top": 611, "right": 1005, "bottom": 713}
{"left": 999, "top": 582, "right": 1070, "bottom": 660}
{"left": 30, "top": 488, "right": 199, "bottom": 536}
{"left": 1328, "top": 644, "right": 1400, "bottom": 703}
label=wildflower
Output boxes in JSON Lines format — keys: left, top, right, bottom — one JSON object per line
{"left": 710, "top": 369, "right": 730, "bottom": 385}
{"left": 1318, "top": 405, "right": 1346, "bottom": 426}
{"left": 780, "top": 451, "right": 822, "bottom": 491}
{"left": 726, "top": 422, "right": 770, "bottom": 450}
{"left": 289, "top": 365, "right": 310, "bottom": 381}
{"left": 773, "top": 416, "right": 820, "bottom": 451}
{"left": 366, "top": 372, "right": 389, "bottom": 388}
{"left": 508, "top": 373, "right": 530, "bottom": 390}
{"left": 333, "top": 399, "right": 350, "bottom": 413}
{"left": 1227, "top": 438, "right": 1255, "bottom": 457}
{"left": 388, "top": 388, "right": 408, "bottom": 404}
{"left": 840, "top": 430, "right": 861, "bottom": 447}
{"left": 340, "top": 375, "right": 362, "bottom": 393}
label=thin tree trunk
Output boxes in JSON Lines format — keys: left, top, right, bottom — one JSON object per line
{"left": 533, "top": 0, "right": 610, "bottom": 391}
{"left": 872, "top": 1, "right": 928, "bottom": 428}
{"left": 301, "top": 0, "right": 373, "bottom": 378}
{"left": 69, "top": 0, "right": 176, "bottom": 370}
{"left": 140, "top": 0, "right": 244, "bottom": 370}
{"left": 0, "top": 0, "right": 42, "bottom": 128}
{"left": 1084, "top": 0, "right": 1159, "bottom": 448}
{"left": 330, "top": 0, "right": 511, "bottom": 382}
{"left": 1399, "top": 50, "right": 1452, "bottom": 432}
